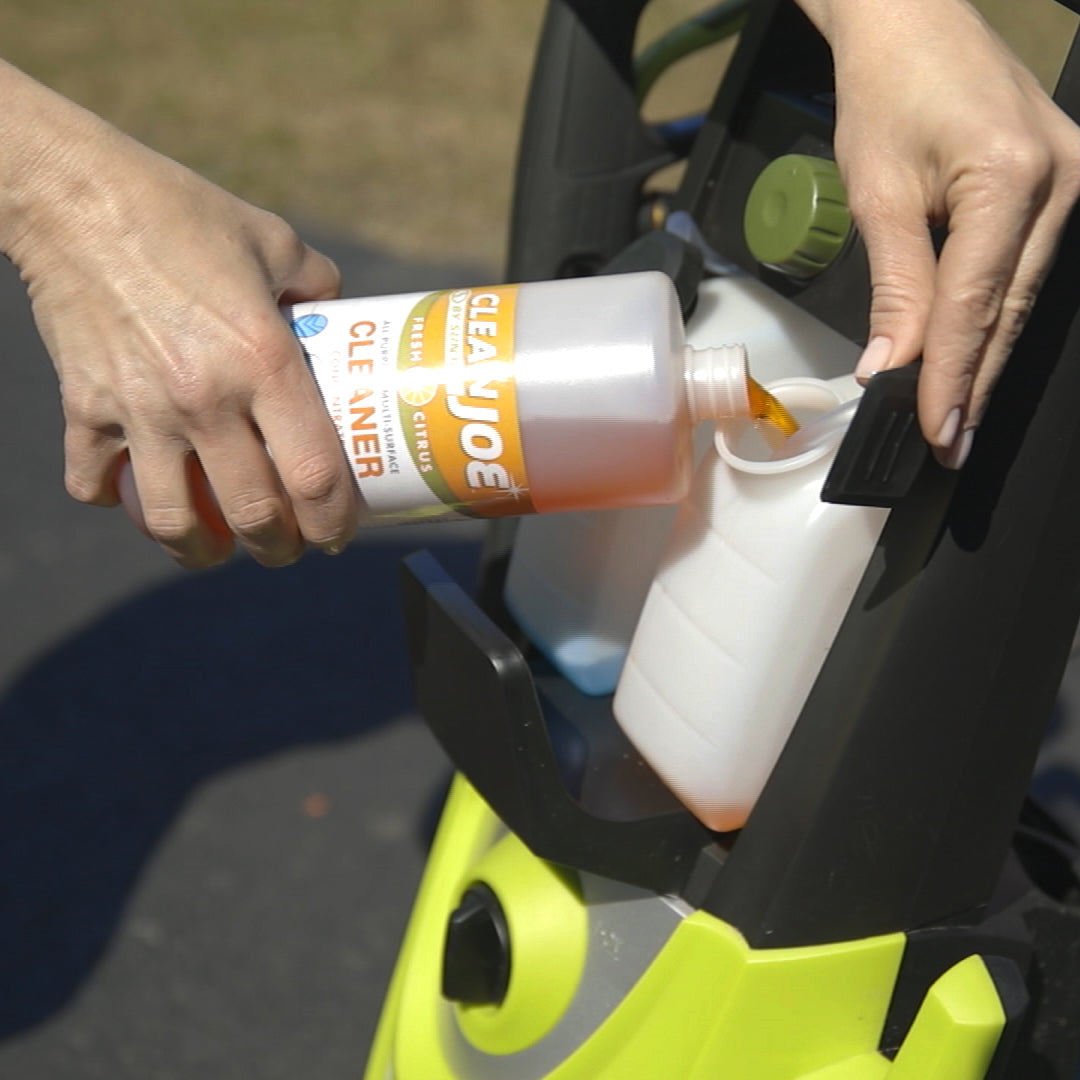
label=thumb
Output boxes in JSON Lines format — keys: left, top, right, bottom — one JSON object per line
{"left": 851, "top": 191, "right": 937, "bottom": 382}
{"left": 279, "top": 243, "right": 342, "bottom": 304}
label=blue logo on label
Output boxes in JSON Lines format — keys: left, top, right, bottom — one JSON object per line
{"left": 291, "top": 313, "right": 329, "bottom": 339}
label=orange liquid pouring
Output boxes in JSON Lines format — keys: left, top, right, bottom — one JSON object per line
{"left": 747, "top": 378, "right": 800, "bottom": 437}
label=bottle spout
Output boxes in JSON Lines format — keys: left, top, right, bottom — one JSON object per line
{"left": 685, "top": 345, "right": 801, "bottom": 440}
{"left": 684, "top": 344, "right": 750, "bottom": 424}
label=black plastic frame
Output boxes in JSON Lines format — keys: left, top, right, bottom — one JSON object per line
{"left": 505, "top": 0, "right": 673, "bottom": 282}
{"left": 685, "top": 4, "right": 1080, "bottom": 950}
{"left": 398, "top": 2, "right": 1080, "bottom": 1074}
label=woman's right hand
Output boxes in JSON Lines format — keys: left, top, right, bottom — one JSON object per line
{"left": 1, "top": 61, "right": 359, "bottom": 568}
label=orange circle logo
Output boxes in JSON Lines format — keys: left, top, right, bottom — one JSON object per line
{"left": 398, "top": 367, "right": 438, "bottom": 408}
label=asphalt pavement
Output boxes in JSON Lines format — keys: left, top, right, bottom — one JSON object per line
{"left": 3, "top": 232, "right": 1080, "bottom": 1080}
{"left": 0, "top": 234, "right": 488, "bottom": 1080}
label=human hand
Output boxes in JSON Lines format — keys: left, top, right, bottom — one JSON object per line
{"left": 1, "top": 66, "right": 358, "bottom": 567}
{"left": 798, "top": 0, "right": 1080, "bottom": 468}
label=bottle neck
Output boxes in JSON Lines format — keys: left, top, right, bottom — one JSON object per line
{"left": 684, "top": 344, "right": 749, "bottom": 424}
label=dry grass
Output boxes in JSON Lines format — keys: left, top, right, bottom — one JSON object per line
{"left": 0, "top": 1, "right": 1074, "bottom": 272}
{"left": 0, "top": 0, "right": 547, "bottom": 267}
{"left": 979, "top": 0, "right": 1078, "bottom": 89}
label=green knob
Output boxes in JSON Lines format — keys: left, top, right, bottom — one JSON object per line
{"left": 743, "top": 154, "right": 852, "bottom": 280}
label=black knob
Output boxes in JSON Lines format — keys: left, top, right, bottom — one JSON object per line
{"left": 442, "top": 883, "right": 511, "bottom": 1006}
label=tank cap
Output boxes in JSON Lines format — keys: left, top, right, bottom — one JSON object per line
{"left": 744, "top": 154, "right": 852, "bottom": 280}
{"left": 442, "top": 883, "right": 511, "bottom": 1006}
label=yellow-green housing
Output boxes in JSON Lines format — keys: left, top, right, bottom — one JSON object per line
{"left": 365, "top": 776, "right": 1007, "bottom": 1080}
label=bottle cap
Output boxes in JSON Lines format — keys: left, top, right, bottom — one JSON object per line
{"left": 685, "top": 344, "right": 749, "bottom": 423}
{"left": 743, "top": 154, "right": 852, "bottom": 280}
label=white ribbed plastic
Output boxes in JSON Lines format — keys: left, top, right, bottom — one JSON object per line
{"left": 684, "top": 344, "right": 748, "bottom": 425}
{"left": 498, "top": 274, "right": 751, "bottom": 695}
{"left": 504, "top": 504, "right": 681, "bottom": 696}
{"left": 612, "top": 376, "right": 888, "bottom": 831}
{"left": 504, "top": 273, "right": 862, "bottom": 697}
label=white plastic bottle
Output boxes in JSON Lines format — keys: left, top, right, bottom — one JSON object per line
{"left": 288, "top": 271, "right": 787, "bottom": 523}
{"left": 117, "top": 272, "right": 788, "bottom": 534}
{"left": 502, "top": 272, "right": 862, "bottom": 696}
{"left": 612, "top": 375, "right": 889, "bottom": 833}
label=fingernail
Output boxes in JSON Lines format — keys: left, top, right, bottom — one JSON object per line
{"left": 322, "top": 541, "right": 346, "bottom": 556}
{"left": 932, "top": 409, "right": 974, "bottom": 471}
{"left": 935, "top": 407, "right": 962, "bottom": 450}
{"left": 855, "top": 336, "right": 893, "bottom": 382}
{"left": 942, "top": 426, "right": 975, "bottom": 471}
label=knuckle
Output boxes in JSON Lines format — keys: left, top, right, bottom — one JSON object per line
{"left": 232, "top": 312, "right": 299, "bottom": 384}
{"left": 63, "top": 431, "right": 123, "bottom": 506}
{"left": 975, "top": 137, "right": 1053, "bottom": 199}
{"left": 59, "top": 394, "right": 95, "bottom": 431}
{"left": 844, "top": 183, "right": 883, "bottom": 225}
{"left": 843, "top": 164, "right": 921, "bottom": 233}
{"left": 59, "top": 376, "right": 116, "bottom": 431}
{"left": 161, "top": 326, "right": 288, "bottom": 423}
{"left": 988, "top": 291, "right": 1039, "bottom": 361}
{"left": 281, "top": 228, "right": 312, "bottom": 273}
{"left": 226, "top": 494, "right": 288, "bottom": 543}
{"left": 1009, "top": 142, "right": 1052, "bottom": 189}
{"left": 287, "top": 452, "right": 345, "bottom": 506}
{"left": 223, "top": 487, "right": 306, "bottom": 566}
{"left": 64, "top": 469, "right": 106, "bottom": 505}
{"left": 871, "top": 276, "right": 919, "bottom": 309}
{"left": 254, "top": 210, "right": 317, "bottom": 281}
{"left": 63, "top": 418, "right": 120, "bottom": 458}
{"left": 160, "top": 358, "right": 221, "bottom": 421}
{"left": 260, "top": 209, "right": 303, "bottom": 254}
{"left": 950, "top": 279, "right": 1007, "bottom": 333}
{"left": 1001, "top": 288, "right": 1038, "bottom": 329}
{"left": 143, "top": 507, "right": 201, "bottom": 548}
{"left": 869, "top": 274, "right": 930, "bottom": 320}
{"left": 846, "top": 184, "right": 895, "bottom": 234}
{"left": 924, "top": 355, "right": 974, "bottom": 394}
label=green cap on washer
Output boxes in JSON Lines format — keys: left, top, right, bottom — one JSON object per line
{"left": 743, "top": 154, "right": 852, "bottom": 280}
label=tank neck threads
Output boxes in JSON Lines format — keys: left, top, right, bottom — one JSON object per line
{"left": 684, "top": 344, "right": 749, "bottom": 424}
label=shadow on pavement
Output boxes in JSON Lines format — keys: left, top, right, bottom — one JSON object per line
{"left": 0, "top": 227, "right": 493, "bottom": 1053}
{"left": 0, "top": 533, "right": 480, "bottom": 1038}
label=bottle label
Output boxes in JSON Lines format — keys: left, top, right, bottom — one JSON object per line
{"left": 290, "top": 285, "right": 534, "bottom": 521}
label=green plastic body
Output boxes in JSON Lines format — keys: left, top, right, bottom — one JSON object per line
{"left": 364, "top": 776, "right": 1007, "bottom": 1080}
